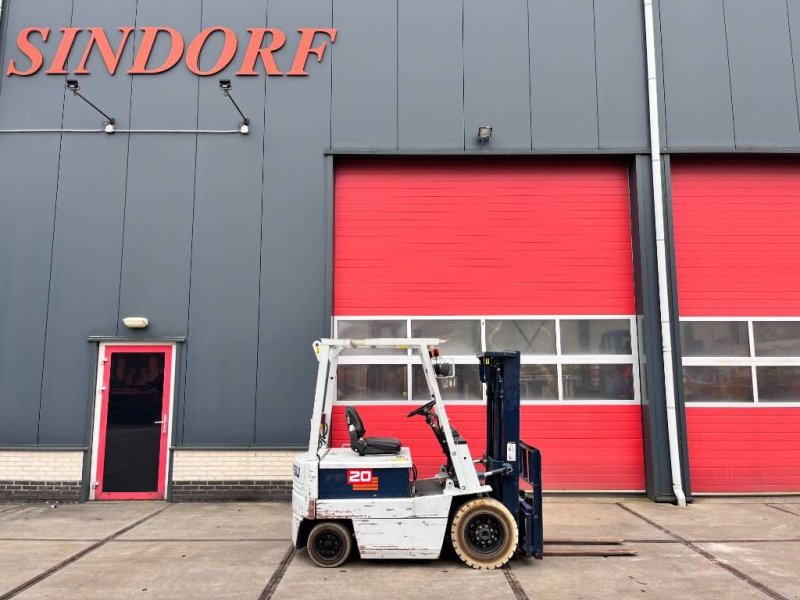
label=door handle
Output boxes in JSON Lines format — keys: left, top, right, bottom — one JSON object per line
{"left": 154, "top": 414, "right": 168, "bottom": 434}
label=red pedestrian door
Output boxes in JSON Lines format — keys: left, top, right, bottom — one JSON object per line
{"left": 94, "top": 345, "right": 173, "bottom": 500}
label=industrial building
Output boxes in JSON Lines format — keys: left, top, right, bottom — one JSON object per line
{"left": 0, "top": 0, "right": 798, "bottom": 502}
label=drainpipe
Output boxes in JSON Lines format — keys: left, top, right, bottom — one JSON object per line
{"left": 642, "top": 0, "right": 686, "bottom": 506}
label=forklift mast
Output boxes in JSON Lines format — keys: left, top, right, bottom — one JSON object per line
{"left": 479, "top": 351, "right": 544, "bottom": 559}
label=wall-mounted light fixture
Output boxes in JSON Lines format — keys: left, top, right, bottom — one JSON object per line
{"left": 122, "top": 316, "right": 149, "bottom": 329}
{"left": 219, "top": 79, "right": 250, "bottom": 135}
{"left": 65, "top": 80, "right": 116, "bottom": 134}
{"left": 477, "top": 125, "right": 493, "bottom": 143}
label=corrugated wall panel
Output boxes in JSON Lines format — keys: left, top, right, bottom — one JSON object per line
{"left": 687, "top": 408, "right": 800, "bottom": 493}
{"left": 334, "top": 158, "right": 634, "bottom": 316}
{"left": 331, "top": 405, "right": 645, "bottom": 491}
{"left": 673, "top": 158, "right": 800, "bottom": 316}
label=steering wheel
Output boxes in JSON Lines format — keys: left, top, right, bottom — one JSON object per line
{"left": 407, "top": 399, "right": 436, "bottom": 418}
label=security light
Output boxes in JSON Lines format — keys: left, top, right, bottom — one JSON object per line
{"left": 65, "top": 80, "right": 116, "bottom": 132}
{"left": 218, "top": 78, "right": 250, "bottom": 133}
{"left": 122, "top": 317, "right": 149, "bottom": 329}
{"left": 477, "top": 126, "right": 493, "bottom": 143}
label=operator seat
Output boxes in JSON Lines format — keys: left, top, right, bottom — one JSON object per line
{"left": 345, "top": 406, "right": 402, "bottom": 456}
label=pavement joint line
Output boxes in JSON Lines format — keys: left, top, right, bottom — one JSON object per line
{"left": 0, "top": 503, "right": 172, "bottom": 600}
{"left": 627, "top": 538, "right": 800, "bottom": 544}
{"left": 503, "top": 564, "right": 530, "bottom": 600}
{"left": 617, "top": 503, "right": 790, "bottom": 600}
{"left": 0, "top": 538, "right": 101, "bottom": 542}
{"left": 111, "top": 538, "right": 291, "bottom": 543}
{"left": 257, "top": 543, "right": 295, "bottom": 600}
{"left": 766, "top": 504, "right": 800, "bottom": 518}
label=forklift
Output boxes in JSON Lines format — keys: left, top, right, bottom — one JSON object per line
{"left": 291, "top": 338, "right": 543, "bottom": 569}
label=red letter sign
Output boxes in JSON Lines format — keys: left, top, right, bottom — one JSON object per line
{"left": 236, "top": 28, "right": 286, "bottom": 76}
{"left": 129, "top": 27, "right": 184, "bottom": 75}
{"left": 185, "top": 27, "right": 237, "bottom": 76}
{"left": 75, "top": 27, "right": 134, "bottom": 75}
{"left": 45, "top": 28, "right": 81, "bottom": 74}
{"left": 287, "top": 28, "right": 336, "bottom": 76}
{"left": 6, "top": 27, "right": 49, "bottom": 76}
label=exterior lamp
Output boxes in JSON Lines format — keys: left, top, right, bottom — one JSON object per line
{"left": 65, "top": 79, "right": 116, "bottom": 133}
{"left": 219, "top": 79, "right": 251, "bottom": 134}
{"left": 122, "top": 317, "right": 149, "bottom": 329}
{"left": 477, "top": 126, "right": 493, "bottom": 143}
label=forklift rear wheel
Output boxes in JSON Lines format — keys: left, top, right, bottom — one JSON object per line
{"left": 306, "top": 522, "right": 352, "bottom": 568}
{"left": 451, "top": 498, "right": 518, "bottom": 569}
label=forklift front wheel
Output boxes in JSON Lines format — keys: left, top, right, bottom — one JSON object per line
{"left": 451, "top": 498, "right": 518, "bottom": 570}
{"left": 306, "top": 522, "right": 352, "bottom": 568}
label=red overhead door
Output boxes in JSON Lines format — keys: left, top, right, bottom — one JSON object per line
{"left": 332, "top": 158, "right": 644, "bottom": 491}
{"left": 673, "top": 158, "right": 800, "bottom": 493}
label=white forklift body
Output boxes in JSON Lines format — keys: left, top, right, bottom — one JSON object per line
{"left": 292, "top": 338, "right": 492, "bottom": 561}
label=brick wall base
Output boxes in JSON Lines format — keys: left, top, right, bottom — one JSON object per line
{"left": 170, "top": 480, "right": 292, "bottom": 501}
{"left": 0, "top": 481, "right": 82, "bottom": 501}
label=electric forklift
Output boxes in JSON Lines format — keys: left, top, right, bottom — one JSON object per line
{"left": 291, "top": 338, "right": 543, "bottom": 569}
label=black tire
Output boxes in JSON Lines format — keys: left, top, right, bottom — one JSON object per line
{"left": 451, "top": 497, "right": 518, "bottom": 569}
{"left": 306, "top": 522, "right": 352, "bottom": 568}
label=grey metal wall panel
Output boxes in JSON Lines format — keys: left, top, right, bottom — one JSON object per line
{"left": 331, "top": 0, "right": 397, "bottom": 150}
{"left": 180, "top": 0, "right": 264, "bottom": 445}
{"left": 790, "top": 0, "right": 800, "bottom": 136}
{"left": 724, "top": 0, "right": 800, "bottom": 147}
{"left": 397, "top": 0, "right": 462, "bottom": 149}
{"left": 463, "top": 0, "right": 531, "bottom": 150}
{"left": 38, "top": 0, "right": 136, "bottom": 444}
{"left": 595, "top": 0, "right": 648, "bottom": 149}
{"left": 529, "top": 0, "right": 598, "bottom": 150}
{"left": 659, "top": 0, "right": 734, "bottom": 148}
{"left": 0, "top": 0, "right": 72, "bottom": 445}
{"left": 116, "top": 0, "right": 199, "bottom": 339}
{"left": 255, "top": 0, "right": 332, "bottom": 447}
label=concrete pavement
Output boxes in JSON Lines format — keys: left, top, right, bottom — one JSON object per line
{"left": 0, "top": 497, "right": 798, "bottom": 599}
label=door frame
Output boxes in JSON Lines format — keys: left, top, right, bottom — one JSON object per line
{"left": 89, "top": 342, "right": 177, "bottom": 500}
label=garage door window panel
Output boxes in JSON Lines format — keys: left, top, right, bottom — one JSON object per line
{"left": 337, "top": 365, "right": 408, "bottom": 401}
{"left": 411, "top": 364, "right": 483, "bottom": 401}
{"left": 681, "top": 319, "right": 800, "bottom": 404}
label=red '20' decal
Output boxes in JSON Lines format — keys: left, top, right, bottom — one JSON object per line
{"left": 347, "top": 469, "right": 372, "bottom": 484}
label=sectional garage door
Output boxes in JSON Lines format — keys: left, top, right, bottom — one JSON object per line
{"left": 673, "top": 158, "right": 800, "bottom": 493}
{"left": 330, "top": 158, "right": 645, "bottom": 491}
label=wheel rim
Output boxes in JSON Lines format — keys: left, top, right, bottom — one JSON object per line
{"left": 465, "top": 512, "right": 506, "bottom": 556}
{"left": 314, "top": 530, "right": 344, "bottom": 561}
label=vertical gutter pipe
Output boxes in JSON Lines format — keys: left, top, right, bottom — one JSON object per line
{"left": 642, "top": 0, "right": 686, "bottom": 506}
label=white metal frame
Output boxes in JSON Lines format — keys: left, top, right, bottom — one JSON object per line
{"left": 308, "top": 338, "right": 487, "bottom": 494}
{"left": 88, "top": 342, "right": 178, "bottom": 500}
{"left": 680, "top": 317, "right": 800, "bottom": 407}
{"left": 333, "top": 315, "right": 640, "bottom": 405}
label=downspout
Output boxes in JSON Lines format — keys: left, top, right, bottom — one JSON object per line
{"left": 642, "top": 0, "right": 686, "bottom": 506}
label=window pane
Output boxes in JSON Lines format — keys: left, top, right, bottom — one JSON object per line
{"left": 520, "top": 365, "right": 558, "bottom": 400}
{"left": 754, "top": 322, "right": 800, "bottom": 357}
{"left": 682, "top": 366, "right": 753, "bottom": 402}
{"left": 411, "top": 320, "right": 481, "bottom": 355}
{"left": 757, "top": 367, "right": 800, "bottom": 401}
{"left": 560, "top": 320, "right": 632, "bottom": 354}
{"left": 562, "top": 364, "right": 634, "bottom": 400}
{"left": 336, "top": 320, "right": 407, "bottom": 355}
{"left": 486, "top": 320, "right": 556, "bottom": 354}
{"left": 412, "top": 364, "right": 482, "bottom": 401}
{"left": 680, "top": 321, "right": 749, "bottom": 357}
{"left": 337, "top": 365, "right": 407, "bottom": 401}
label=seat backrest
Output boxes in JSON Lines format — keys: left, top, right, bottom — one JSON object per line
{"left": 345, "top": 406, "right": 366, "bottom": 452}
